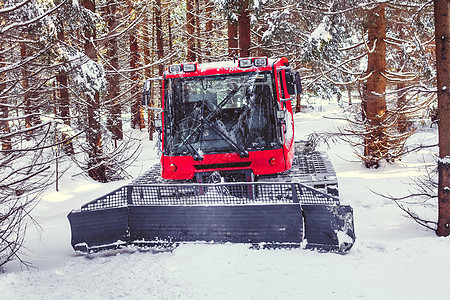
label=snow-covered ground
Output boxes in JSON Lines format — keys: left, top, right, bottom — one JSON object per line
{"left": 1, "top": 104, "right": 449, "bottom": 300}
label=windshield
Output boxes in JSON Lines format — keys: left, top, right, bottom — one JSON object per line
{"left": 163, "top": 71, "right": 280, "bottom": 158}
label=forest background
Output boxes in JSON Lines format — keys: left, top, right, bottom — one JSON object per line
{"left": 1, "top": 0, "right": 448, "bottom": 269}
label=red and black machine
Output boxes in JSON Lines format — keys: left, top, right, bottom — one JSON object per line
{"left": 68, "top": 57, "right": 355, "bottom": 253}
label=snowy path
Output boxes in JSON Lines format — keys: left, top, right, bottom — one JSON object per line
{"left": 1, "top": 105, "right": 449, "bottom": 300}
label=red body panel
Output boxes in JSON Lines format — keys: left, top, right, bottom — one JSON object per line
{"left": 161, "top": 57, "right": 295, "bottom": 180}
{"left": 161, "top": 148, "right": 287, "bottom": 180}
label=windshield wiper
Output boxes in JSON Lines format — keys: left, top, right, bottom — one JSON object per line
{"left": 204, "top": 119, "right": 249, "bottom": 158}
{"left": 172, "top": 121, "right": 204, "bottom": 161}
{"left": 178, "top": 82, "right": 243, "bottom": 147}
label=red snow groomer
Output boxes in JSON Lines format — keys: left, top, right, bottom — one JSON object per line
{"left": 68, "top": 57, "right": 355, "bottom": 253}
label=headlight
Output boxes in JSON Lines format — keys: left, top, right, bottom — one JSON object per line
{"left": 183, "top": 63, "right": 196, "bottom": 72}
{"left": 238, "top": 59, "right": 252, "bottom": 68}
{"left": 168, "top": 65, "right": 182, "bottom": 73}
{"left": 253, "top": 57, "right": 267, "bottom": 67}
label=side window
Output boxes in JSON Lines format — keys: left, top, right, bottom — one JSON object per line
{"left": 277, "top": 71, "right": 286, "bottom": 108}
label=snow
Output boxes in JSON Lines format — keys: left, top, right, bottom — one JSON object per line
{"left": 1, "top": 104, "right": 449, "bottom": 299}
{"left": 310, "top": 19, "right": 332, "bottom": 51}
{"left": 440, "top": 156, "right": 450, "bottom": 164}
{"left": 284, "top": 109, "right": 294, "bottom": 147}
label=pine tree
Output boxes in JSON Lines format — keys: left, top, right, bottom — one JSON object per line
{"left": 0, "top": 0, "right": 63, "bottom": 269}
{"left": 104, "top": 0, "right": 123, "bottom": 143}
{"left": 434, "top": 0, "right": 450, "bottom": 236}
{"left": 186, "top": 0, "right": 196, "bottom": 61}
{"left": 238, "top": 0, "right": 251, "bottom": 57}
{"left": 82, "top": 0, "right": 107, "bottom": 182}
{"left": 128, "top": 0, "right": 142, "bottom": 130}
{"left": 362, "top": 3, "right": 388, "bottom": 167}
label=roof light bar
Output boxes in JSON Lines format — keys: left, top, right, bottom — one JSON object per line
{"left": 183, "top": 63, "right": 196, "bottom": 72}
{"left": 253, "top": 57, "right": 268, "bottom": 67}
{"left": 238, "top": 57, "right": 269, "bottom": 68}
{"left": 238, "top": 59, "right": 252, "bottom": 68}
{"left": 168, "top": 64, "right": 182, "bottom": 73}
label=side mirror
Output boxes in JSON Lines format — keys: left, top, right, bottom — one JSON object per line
{"left": 295, "top": 71, "right": 302, "bottom": 94}
{"left": 142, "top": 79, "right": 152, "bottom": 106}
{"left": 284, "top": 70, "right": 296, "bottom": 96}
{"left": 280, "top": 69, "right": 301, "bottom": 101}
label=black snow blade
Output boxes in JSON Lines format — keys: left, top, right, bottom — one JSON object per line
{"left": 302, "top": 204, "right": 355, "bottom": 252}
{"left": 67, "top": 182, "right": 355, "bottom": 253}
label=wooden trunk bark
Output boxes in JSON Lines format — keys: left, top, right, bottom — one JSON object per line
{"left": 295, "top": 94, "right": 301, "bottom": 113}
{"left": 105, "top": 0, "right": 123, "bottom": 142}
{"left": 228, "top": 20, "right": 238, "bottom": 57}
{"left": 168, "top": 9, "right": 173, "bottom": 64}
{"left": 434, "top": 0, "right": 450, "bottom": 236}
{"left": 143, "top": 11, "right": 151, "bottom": 79}
{"left": 155, "top": 0, "right": 164, "bottom": 76}
{"left": 396, "top": 82, "right": 407, "bottom": 133}
{"left": 362, "top": 4, "right": 387, "bottom": 167}
{"left": 20, "top": 43, "right": 32, "bottom": 130}
{"left": 128, "top": 1, "right": 142, "bottom": 130}
{"left": 83, "top": 0, "right": 106, "bottom": 182}
{"left": 0, "top": 51, "right": 11, "bottom": 151}
{"left": 238, "top": 0, "right": 251, "bottom": 58}
{"left": 195, "top": 0, "right": 202, "bottom": 63}
{"left": 186, "top": 0, "right": 196, "bottom": 61}
{"left": 148, "top": 0, "right": 165, "bottom": 141}
{"left": 143, "top": 8, "right": 151, "bottom": 136}
{"left": 347, "top": 86, "right": 352, "bottom": 105}
{"left": 204, "top": 1, "right": 213, "bottom": 60}
{"left": 56, "top": 27, "right": 74, "bottom": 154}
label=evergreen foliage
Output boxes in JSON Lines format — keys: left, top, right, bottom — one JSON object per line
{"left": 0, "top": 0, "right": 444, "bottom": 266}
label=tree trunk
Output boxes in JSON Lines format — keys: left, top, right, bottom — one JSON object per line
{"left": 105, "top": 0, "right": 123, "bottom": 142}
{"left": 155, "top": 0, "right": 164, "bottom": 77}
{"left": 295, "top": 94, "right": 301, "bottom": 113}
{"left": 186, "top": 0, "right": 196, "bottom": 61}
{"left": 168, "top": 9, "right": 173, "bottom": 64}
{"left": 83, "top": 0, "right": 106, "bottom": 182}
{"left": 143, "top": 8, "right": 151, "bottom": 135}
{"left": 347, "top": 86, "right": 352, "bottom": 105}
{"left": 20, "top": 43, "right": 32, "bottom": 130}
{"left": 195, "top": 0, "right": 202, "bottom": 63}
{"left": 204, "top": 1, "right": 213, "bottom": 60}
{"left": 362, "top": 4, "right": 387, "bottom": 168}
{"left": 434, "top": 0, "right": 450, "bottom": 236}
{"left": 228, "top": 19, "right": 238, "bottom": 58}
{"left": 396, "top": 82, "right": 408, "bottom": 133}
{"left": 0, "top": 51, "right": 11, "bottom": 151}
{"left": 143, "top": 11, "right": 151, "bottom": 79}
{"left": 238, "top": 0, "right": 251, "bottom": 58}
{"left": 55, "top": 27, "right": 74, "bottom": 155}
{"left": 148, "top": 0, "right": 165, "bottom": 141}
{"left": 128, "top": 1, "right": 142, "bottom": 130}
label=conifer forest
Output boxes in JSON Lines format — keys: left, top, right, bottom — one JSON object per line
{"left": 1, "top": 0, "right": 449, "bottom": 274}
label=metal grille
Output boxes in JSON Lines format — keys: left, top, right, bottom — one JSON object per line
{"left": 81, "top": 186, "right": 128, "bottom": 211}
{"left": 296, "top": 183, "right": 339, "bottom": 205}
{"left": 295, "top": 152, "right": 331, "bottom": 174}
{"left": 131, "top": 165, "right": 164, "bottom": 185}
{"left": 80, "top": 182, "right": 339, "bottom": 211}
{"left": 131, "top": 182, "right": 296, "bottom": 205}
